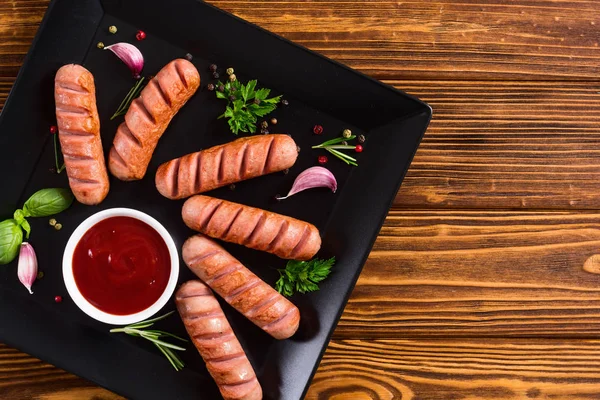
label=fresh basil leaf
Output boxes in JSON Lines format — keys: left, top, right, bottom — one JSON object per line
{"left": 0, "top": 219, "right": 23, "bottom": 265}
{"left": 23, "top": 188, "right": 74, "bottom": 217}
{"left": 13, "top": 210, "right": 30, "bottom": 239}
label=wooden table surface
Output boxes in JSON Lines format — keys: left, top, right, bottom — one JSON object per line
{"left": 3, "top": 0, "right": 600, "bottom": 399}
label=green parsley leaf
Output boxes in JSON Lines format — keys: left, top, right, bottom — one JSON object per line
{"left": 215, "top": 77, "right": 280, "bottom": 134}
{"left": 275, "top": 257, "right": 335, "bottom": 297}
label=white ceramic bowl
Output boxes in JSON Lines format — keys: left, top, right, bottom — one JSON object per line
{"left": 63, "top": 208, "right": 179, "bottom": 325}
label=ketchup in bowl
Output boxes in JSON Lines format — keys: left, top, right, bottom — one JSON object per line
{"left": 72, "top": 216, "right": 171, "bottom": 316}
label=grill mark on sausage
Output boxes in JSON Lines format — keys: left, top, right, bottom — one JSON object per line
{"left": 59, "top": 129, "right": 95, "bottom": 137}
{"left": 182, "top": 311, "right": 222, "bottom": 321}
{"left": 203, "top": 263, "right": 243, "bottom": 286}
{"left": 119, "top": 123, "right": 142, "bottom": 148}
{"left": 175, "top": 289, "right": 213, "bottom": 300}
{"left": 171, "top": 158, "right": 181, "bottom": 199}
{"left": 150, "top": 78, "right": 171, "bottom": 108}
{"left": 69, "top": 176, "right": 100, "bottom": 185}
{"left": 56, "top": 82, "right": 89, "bottom": 94}
{"left": 110, "top": 148, "right": 128, "bottom": 168}
{"left": 185, "top": 250, "right": 220, "bottom": 269}
{"left": 224, "top": 279, "right": 262, "bottom": 303}
{"left": 242, "top": 212, "right": 266, "bottom": 246}
{"left": 193, "top": 152, "right": 202, "bottom": 194}
{"left": 261, "top": 136, "right": 275, "bottom": 174}
{"left": 266, "top": 221, "right": 289, "bottom": 252}
{"left": 134, "top": 98, "right": 157, "bottom": 125}
{"left": 221, "top": 206, "right": 243, "bottom": 239}
{"left": 289, "top": 225, "right": 310, "bottom": 259}
{"left": 238, "top": 142, "right": 249, "bottom": 179}
{"left": 62, "top": 153, "right": 94, "bottom": 161}
{"left": 192, "top": 331, "right": 235, "bottom": 343}
{"left": 174, "top": 61, "right": 188, "bottom": 89}
{"left": 205, "top": 352, "right": 245, "bottom": 363}
{"left": 246, "top": 293, "right": 280, "bottom": 319}
{"left": 260, "top": 305, "right": 296, "bottom": 331}
{"left": 220, "top": 377, "right": 259, "bottom": 389}
{"left": 56, "top": 105, "right": 89, "bottom": 115}
{"left": 199, "top": 200, "right": 224, "bottom": 232}
{"left": 216, "top": 147, "right": 225, "bottom": 183}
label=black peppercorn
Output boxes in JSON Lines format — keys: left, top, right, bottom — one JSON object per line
{"left": 229, "top": 184, "right": 236, "bottom": 190}
{"left": 281, "top": 99, "right": 289, "bottom": 106}
{"left": 185, "top": 53, "right": 193, "bottom": 61}
{"left": 229, "top": 95, "right": 236, "bottom": 101}
{"left": 218, "top": 85, "right": 225, "bottom": 92}
{"left": 254, "top": 98, "right": 261, "bottom": 105}
{"left": 209, "top": 64, "right": 217, "bottom": 72}
{"left": 261, "top": 121, "right": 268, "bottom": 129}
{"left": 358, "top": 134, "right": 366, "bottom": 144}
{"left": 207, "top": 83, "right": 215, "bottom": 91}
{"left": 283, "top": 168, "right": 289, "bottom": 175}
{"left": 212, "top": 72, "right": 220, "bottom": 79}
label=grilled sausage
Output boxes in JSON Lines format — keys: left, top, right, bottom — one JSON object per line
{"left": 176, "top": 280, "right": 262, "bottom": 400}
{"left": 156, "top": 134, "right": 298, "bottom": 200}
{"left": 108, "top": 59, "right": 200, "bottom": 181}
{"left": 183, "top": 234, "right": 300, "bottom": 340}
{"left": 182, "top": 195, "right": 321, "bottom": 260}
{"left": 54, "top": 64, "right": 109, "bottom": 205}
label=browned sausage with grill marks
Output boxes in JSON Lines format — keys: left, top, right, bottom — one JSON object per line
{"left": 176, "top": 280, "right": 262, "bottom": 400}
{"left": 55, "top": 64, "right": 110, "bottom": 205}
{"left": 182, "top": 195, "right": 321, "bottom": 260}
{"left": 108, "top": 59, "right": 200, "bottom": 181}
{"left": 183, "top": 234, "right": 300, "bottom": 340}
{"left": 155, "top": 134, "right": 298, "bottom": 200}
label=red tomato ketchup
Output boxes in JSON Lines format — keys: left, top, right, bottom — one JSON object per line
{"left": 72, "top": 216, "right": 170, "bottom": 315}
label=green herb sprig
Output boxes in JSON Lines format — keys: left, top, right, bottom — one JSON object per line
{"left": 111, "top": 77, "right": 147, "bottom": 120}
{"left": 0, "top": 188, "right": 74, "bottom": 265}
{"left": 275, "top": 257, "right": 335, "bottom": 297}
{"left": 216, "top": 79, "right": 281, "bottom": 135}
{"left": 110, "top": 311, "right": 187, "bottom": 371}
{"left": 312, "top": 136, "right": 358, "bottom": 166}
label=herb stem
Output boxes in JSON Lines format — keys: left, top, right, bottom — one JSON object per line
{"left": 111, "top": 77, "right": 146, "bottom": 120}
{"left": 53, "top": 134, "right": 66, "bottom": 173}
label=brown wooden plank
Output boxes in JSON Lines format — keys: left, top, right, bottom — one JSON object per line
{"left": 3, "top": 1, "right": 600, "bottom": 81}
{"left": 393, "top": 80, "right": 600, "bottom": 209}
{"left": 337, "top": 210, "right": 600, "bottom": 338}
{"left": 5, "top": 339, "right": 600, "bottom": 400}
{"left": 306, "top": 338, "right": 600, "bottom": 399}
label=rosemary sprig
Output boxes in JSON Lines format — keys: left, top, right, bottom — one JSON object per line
{"left": 110, "top": 77, "right": 147, "bottom": 120}
{"left": 312, "top": 135, "right": 359, "bottom": 166}
{"left": 110, "top": 311, "right": 187, "bottom": 371}
{"left": 53, "top": 133, "right": 66, "bottom": 173}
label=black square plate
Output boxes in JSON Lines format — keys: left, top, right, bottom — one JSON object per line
{"left": 0, "top": 0, "right": 431, "bottom": 398}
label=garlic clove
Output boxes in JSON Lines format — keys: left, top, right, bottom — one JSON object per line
{"left": 17, "top": 242, "right": 37, "bottom": 295}
{"left": 104, "top": 42, "right": 144, "bottom": 78}
{"left": 276, "top": 166, "right": 337, "bottom": 200}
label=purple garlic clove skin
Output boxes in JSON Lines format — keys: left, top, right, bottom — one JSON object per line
{"left": 276, "top": 166, "right": 338, "bottom": 200}
{"left": 104, "top": 42, "right": 144, "bottom": 78}
{"left": 17, "top": 242, "right": 37, "bottom": 295}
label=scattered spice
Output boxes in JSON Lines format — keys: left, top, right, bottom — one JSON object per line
{"left": 281, "top": 99, "right": 289, "bottom": 106}
{"left": 253, "top": 98, "right": 261, "bottom": 105}
{"left": 207, "top": 83, "right": 215, "bottom": 91}
{"left": 185, "top": 53, "right": 193, "bottom": 61}
{"left": 283, "top": 168, "right": 290, "bottom": 175}
{"left": 54, "top": 223, "right": 62, "bottom": 231}
{"left": 108, "top": 25, "right": 117, "bottom": 34}
{"left": 342, "top": 129, "right": 352, "bottom": 139}
{"left": 209, "top": 64, "right": 218, "bottom": 72}
{"left": 48, "top": 218, "right": 57, "bottom": 226}
{"left": 212, "top": 72, "right": 220, "bottom": 79}
{"left": 217, "top": 84, "right": 225, "bottom": 92}
{"left": 271, "top": 118, "right": 278, "bottom": 125}
{"left": 318, "top": 155, "right": 328, "bottom": 165}
{"left": 341, "top": 141, "right": 348, "bottom": 146}
{"left": 226, "top": 67, "right": 234, "bottom": 75}
{"left": 358, "top": 134, "right": 366, "bottom": 144}
{"left": 37, "top": 271, "right": 44, "bottom": 280}
{"left": 97, "top": 42, "right": 105, "bottom": 49}
{"left": 296, "top": 145, "right": 301, "bottom": 153}
{"left": 229, "top": 74, "right": 237, "bottom": 82}
{"left": 313, "top": 125, "right": 323, "bottom": 135}
{"left": 135, "top": 30, "right": 146, "bottom": 41}
{"left": 49, "top": 125, "right": 57, "bottom": 135}
{"left": 229, "top": 94, "right": 236, "bottom": 102}
{"left": 261, "top": 121, "right": 269, "bottom": 129}
{"left": 261, "top": 128, "right": 269, "bottom": 135}
{"left": 229, "top": 184, "right": 236, "bottom": 191}
{"left": 54, "top": 295, "right": 63, "bottom": 303}
{"left": 355, "top": 144, "right": 363, "bottom": 153}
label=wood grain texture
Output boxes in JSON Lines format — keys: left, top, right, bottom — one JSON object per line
{"left": 394, "top": 80, "right": 600, "bottom": 209}
{"left": 338, "top": 210, "right": 600, "bottom": 338}
{"left": 306, "top": 339, "right": 600, "bottom": 400}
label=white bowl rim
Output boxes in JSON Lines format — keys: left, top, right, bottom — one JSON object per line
{"left": 62, "top": 208, "right": 179, "bottom": 326}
